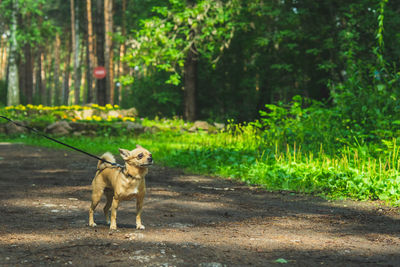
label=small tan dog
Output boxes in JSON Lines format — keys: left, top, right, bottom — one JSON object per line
{"left": 89, "top": 145, "right": 153, "bottom": 230}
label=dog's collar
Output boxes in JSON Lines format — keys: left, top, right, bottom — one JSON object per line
{"left": 121, "top": 166, "right": 142, "bottom": 180}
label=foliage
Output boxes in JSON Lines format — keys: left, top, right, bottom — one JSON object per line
{"left": 3, "top": 103, "right": 400, "bottom": 206}
{"left": 1, "top": 1, "right": 400, "bottom": 123}
{"left": 331, "top": 0, "right": 400, "bottom": 141}
{"left": 0, "top": 0, "right": 58, "bottom": 50}
{"left": 124, "top": 0, "right": 239, "bottom": 85}
{"left": 252, "top": 96, "right": 345, "bottom": 153}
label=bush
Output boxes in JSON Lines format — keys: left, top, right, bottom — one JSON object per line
{"left": 253, "top": 96, "right": 346, "bottom": 153}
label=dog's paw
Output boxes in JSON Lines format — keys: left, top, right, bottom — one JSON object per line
{"left": 109, "top": 224, "right": 117, "bottom": 230}
{"left": 136, "top": 224, "right": 145, "bottom": 230}
{"left": 89, "top": 222, "right": 97, "bottom": 227}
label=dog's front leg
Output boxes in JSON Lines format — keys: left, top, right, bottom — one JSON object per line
{"left": 136, "top": 194, "right": 145, "bottom": 230}
{"left": 110, "top": 197, "right": 120, "bottom": 230}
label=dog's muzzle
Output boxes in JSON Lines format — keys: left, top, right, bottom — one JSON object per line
{"left": 140, "top": 157, "right": 153, "bottom": 167}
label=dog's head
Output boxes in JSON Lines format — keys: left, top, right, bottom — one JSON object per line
{"left": 119, "top": 145, "right": 153, "bottom": 168}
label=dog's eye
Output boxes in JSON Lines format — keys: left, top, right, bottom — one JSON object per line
{"left": 137, "top": 153, "right": 143, "bottom": 159}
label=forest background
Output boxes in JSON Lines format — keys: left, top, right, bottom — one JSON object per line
{"left": 1, "top": 0, "right": 399, "bottom": 122}
{"left": 2, "top": 0, "right": 400, "bottom": 204}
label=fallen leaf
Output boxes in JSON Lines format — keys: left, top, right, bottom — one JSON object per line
{"left": 275, "top": 258, "right": 288, "bottom": 264}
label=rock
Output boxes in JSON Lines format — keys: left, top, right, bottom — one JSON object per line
{"left": 122, "top": 121, "right": 144, "bottom": 133}
{"left": 69, "top": 122, "right": 98, "bottom": 132}
{"left": 189, "top": 121, "right": 212, "bottom": 132}
{"left": 72, "top": 131, "right": 82, "bottom": 137}
{"left": 213, "top": 122, "right": 225, "bottom": 130}
{"left": 195, "top": 121, "right": 211, "bottom": 130}
{"left": 120, "top": 107, "right": 138, "bottom": 117}
{"left": 81, "top": 109, "right": 94, "bottom": 119}
{"left": 107, "top": 110, "right": 121, "bottom": 118}
{"left": 5, "top": 121, "right": 28, "bottom": 135}
{"left": 45, "top": 121, "right": 72, "bottom": 136}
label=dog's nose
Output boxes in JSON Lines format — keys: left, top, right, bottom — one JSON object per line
{"left": 147, "top": 156, "right": 153, "bottom": 162}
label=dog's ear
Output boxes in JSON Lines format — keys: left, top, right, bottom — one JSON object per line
{"left": 119, "top": 148, "right": 131, "bottom": 160}
{"left": 136, "top": 144, "right": 143, "bottom": 149}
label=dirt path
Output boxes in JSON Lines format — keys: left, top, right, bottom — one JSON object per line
{"left": 0, "top": 143, "right": 399, "bottom": 266}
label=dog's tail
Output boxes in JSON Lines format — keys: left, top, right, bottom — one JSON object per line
{"left": 97, "top": 152, "right": 116, "bottom": 170}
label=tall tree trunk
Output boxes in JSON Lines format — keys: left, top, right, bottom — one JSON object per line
{"left": 39, "top": 49, "right": 46, "bottom": 104}
{"left": 18, "top": 50, "right": 26, "bottom": 104}
{"left": 117, "top": 0, "right": 127, "bottom": 105}
{"left": 104, "top": 0, "right": 114, "bottom": 104}
{"left": 7, "top": 0, "right": 20, "bottom": 106}
{"left": 46, "top": 48, "right": 53, "bottom": 105}
{"left": 80, "top": 42, "right": 86, "bottom": 103}
{"left": 25, "top": 44, "right": 34, "bottom": 104}
{"left": 0, "top": 34, "right": 7, "bottom": 80}
{"left": 71, "top": 0, "right": 81, "bottom": 105}
{"left": 63, "top": 35, "right": 72, "bottom": 105}
{"left": 35, "top": 50, "right": 41, "bottom": 104}
{"left": 54, "top": 32, "right": 61, "bottom": 105}
{"left": 32, "top": 49, "right": 37, "bottom": 101}
{"left": 35, "top": 3, "right": 46, "bottom": 104}
{"left": 184, "top": 43, "right": 197, "bottom": 121}
{"left": 96, "top": 0, "right": 106, "bottom": 105}
{"left": 86, "top": 0, "right": 96, "bottom": 103}
{"left": 18, "top": 43, "right": 32, "bottom": 105}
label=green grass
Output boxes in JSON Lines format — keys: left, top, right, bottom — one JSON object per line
{"left": 2, "top": 124, "right": 400, "bottom": 206}
{"left": 2, "top": 101, "right": 400, "bottom": 205}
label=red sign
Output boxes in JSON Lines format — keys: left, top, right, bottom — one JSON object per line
{"left": 93, "top": 66, "right": 106, "bottom": 79}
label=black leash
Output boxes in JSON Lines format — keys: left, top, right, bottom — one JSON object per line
{"left": 0, "top": 115, "right": 123, "bottom": 168}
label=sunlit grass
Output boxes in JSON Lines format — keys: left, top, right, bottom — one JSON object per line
{"left": 2, "top": 103, "right": 400, "bottom": 205}
{"left": 2, "top": 125, "right": 400, "bottom": 206}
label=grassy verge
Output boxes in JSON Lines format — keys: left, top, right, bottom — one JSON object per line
{"left": 2, "top": 127, "right": 400, "bottom": 206}
{"left": 2, "top": 102, "right": 400, "bottom": 205}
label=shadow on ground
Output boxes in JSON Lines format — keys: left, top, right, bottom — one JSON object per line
{"left": 0, "top": 143, "right": 399, "bottom": 266}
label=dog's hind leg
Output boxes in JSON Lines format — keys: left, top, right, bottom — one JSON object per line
{"left": 89, "top": 189, "right": 103, "bottom": 227}
{"left": 109, "top": 198, "right": 120, "bottom": 230}
{"left": 103, "top": 188, "right": 113, "bottom": 224}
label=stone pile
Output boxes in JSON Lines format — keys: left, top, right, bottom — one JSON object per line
{"left": 0, "top": 120, "right": 225, "bottom": 136}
